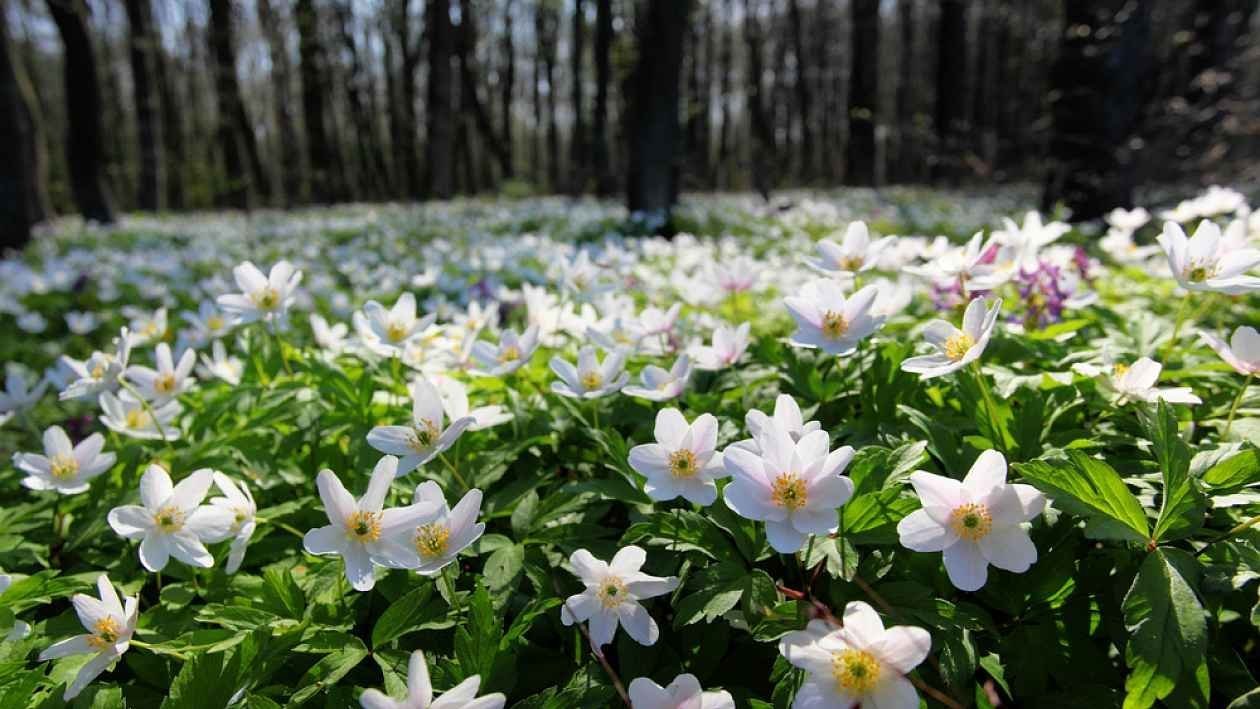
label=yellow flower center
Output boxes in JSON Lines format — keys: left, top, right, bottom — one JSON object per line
{"left": 839, "top": 255, "right": 865, "bottom": 271}
{"left": 944, "top": 332, "right": 974, "bottom": 361}
{"left": 414, "top": 522, "right": 451, "bottom": 560}
{"left": 141, "top": 322, "right": 160, "bottom": 338}
{"left": 207, "top": 315, "right": 225, "bottom": 332}
{"left": 596, "top": 576, "right": 627, "bottom": 609}
{"left": 90, "top": 363, "right": 107, "bottom": 379}
{"left": 386, "top": 321, "right": 409, "bottom": 343}
{"left": 253, "top": 288, "right": 280, "bottom": 310}
{"left": 154, "top": 373, "right": 177, "bottom": 395}
{"left": 770, "top": 473, "right": 808, "bottom": 511}
{"left": 1113, "top": 363, "right": 1130, "bottom": 379}
{"left": 1185, "top": 262, "right": 1218, "bottom": 283}
{"left": 668, "top": 449, "right": 699, "bottom": 479}
{"left": 580, "top": 370, "right": 604, "bottom": 390}
{"left": 346, "top": 510, "right": 383, "bottom": 543}
{"left": 153, "top": 505, "right": 186, "bottom": 533}
{"left": 87, "top": 617, "right": 122, "bottom": 650}
{"left": 125, "top": 409, "right": 151, "bottom": 429}
{"left": 832, "top": 649, "right": 882, "bottom": 694}
{"left": 49, "top": 454, "right": 79, "bottom": 480}
{"left": 948, "top": 503, "right": 993, "bottom": 541}
{"left": 411, "top": 419, "right": 441, "bottom": 452}
{"left": 498, "top": 345, "right": 521, "bottom": 363}
{"left": 821, "top": 311, "right": 849, "bottom": 339}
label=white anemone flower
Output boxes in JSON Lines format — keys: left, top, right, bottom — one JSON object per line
{"left": 1105, "top": 207, "right": 1151, "bottom": 233}
{"left": 808, "top": 221, "right": 893, "bottom": 275}
{"left": 311, "top": 313, "right": 351, "bottom": 354}
{"left": 560, "top": 545, "right": 679, "bottom": 648}
{"left": 127, "top": 306, "right": 168, "bottom": 346}
{"left": 622, "top": 355, "right": 693, "bottom": 401}
{"left": 14, "top": 425, "right": 115, "bottom": 495}
{"left": 722, "top": 422, "right": 856, "bottom": 553}
{"left": 470, "top": 325, "right": 540, "bottom": 376}
{"left": 550, "top": 346, "right": 629, "bottom": 399}
{"left": 38, "top": 574, "right": 138, "bottom": 701}
{"left": 125, "top": 342, "right": 196, "bottom": 403}
{"left": 181, "top": 300, "right": 238, "bottom": 347}
{"left": 359, "top": 649, "right": 506, "bottom": 709}
{"left": 197, "top": 340, "right": 244, "bottom": 385}
{"left": 1157, "top": 220, "right": 1260, "bottom": 294}
{"left": 432, "top": 376, "right": 512, "bottom": 431}
{"left": 302, "top": 456, "right": 441, "bottom": 591}
{"left": 1200, "top": 326, "right": 1260, "bottom": 376}
{"left": 744, "top": 394, "right": 821, "bottom": 449}
{"left": 779, "top": 602, "right": 931, "bottom": 709}
{"left": 690, "top": 322, "right": 751, "bottom": 371}
{"left": 1072, "top": 354, "right": 1201, "bottom": 405}
{"left": 60, "top": 329, "right": 133, "bottom": 402}
{"left": 362, "top": 292, "right": 436, "bottom": 356}
{"left": 399, "top": 481, "right": 485, "bottom": 576}
{"left": 784, "top": 282, "right": 885, "bottom": 356}
{"left": 628, "top": 674, "right": 735, "bottom": 709}
{"left": 209, "top": 472, "right": 257, "bottom": 573}
{"left": 896, "top": 450, "right": 1046, "bottom": 591}
{"left": 901, "top": 297, "right": 1002, "bottom": 380}
{"left": 628, "top": 408, "right": 726, "bottom": 505}
{"left": 99, "top": 390, "right": 182, "bottom": 441}
{"left": 367, "top": 378, "right": 476, "bottom": 476}
{"left": 217, "top": 260, "right": 303, "bottom": 324}
{"left": 108, "top": 465, "right": 235, "bottom": 572}
{"left": 0, "top": 369, "right": 49, "bottom": 414}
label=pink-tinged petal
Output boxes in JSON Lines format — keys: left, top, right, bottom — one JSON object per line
{"left": 794, "top": 429, "right": 831, "bottom": 465}
{"left": 1199, "top": 330, "right": 1249, "bottom": 374}
{"left": 978, "top": 526, "right": 1038, "bottom": 573}
{"left": 1231, "top": 326, "right": 1260, "bottom": 365}
{"left": 921, "top": 320, "right": 958, "bottom": 348}
{"left": 358, "top": 690, "right": 399, "bottom": 709}
{"left": 316, "top": 469, "right": 356, "bottom": 524}
{"left": 446, "top": 488, "right": 483, "bottom": 539}
{"left": 806, "top": 474, "right": 854, "bottom": 509}
{"left": 617, "top": 602, "right": 659, "bottom": 645}
{"left": 962, "top": 450, "right": 1008, "bottom": 499}
{"left": 653, "top": 408, "right": 689, "bottom": 448}
{"left": 610, "top": 545, "right": 647, "bottom": 574}
{"left": 961, "top": 297, "right": 987, "bottom": 338}
{"left": 139, "top": 464, "right": 173, "bottom": 510}
{"left": 942, "top": 541, "right": 989, "bottom": 591}
{"left": 1010, "top": 483, "right": 1046, "bottom": 520}
{"left": 897, "top": 509, "right": 958, "bottom": 552}
{"left": 790, "top": 507, "right": 839, "bottom": 535}
{"left": 687, "top": 413, "right": 719, "bottom": 456}
{"left": 568, "top": 549, "right": 609, "bottom": 581}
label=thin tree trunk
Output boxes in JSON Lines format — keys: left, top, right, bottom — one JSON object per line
{"left": 297, "top": 0, "right": 334, "bottom": 202}
{"left": 896, "top": 0, "right": 916, "bottom": 182}
{"left": 716, "top": 0, "right": 732, "bottom": 188}
{"left": 258, "top": 0, "right": 304, "bottom": 205}
{"left": 592, "top": 0, "right": 613, "bottom": 195}
{"left": 538, "top": 3, "right": 560, "bottom": 190}
{"left": 456, "top": 0, "right": 512, "bottom": 180}
{"left": 396, "top": 0, "right": 421, "bottom": 197}
{"left": 570, "top": 0, "right": 585, "bottom": 192}
{"left": 208, "top": 0, "right": 258, "bottom": 208}
{"left": 744, "top": 0, "right": 774, "bottom": 199}
{"left": 788, "top": 0, "right": 812, "bottom": 184}
{"left": 334, "top": 0, "right": 388, "bottom": 199}
{"left": 426, "top": 0, "right": 454, "bottom": 198}
{"left": 1, "top": 2, "right": 49, "bottom": 247}
{"left": 44, "top": 0, "right": 114, "bottom": 223}
{"left": 933, "top": 0, "right": 966, "bottom": 182}
{"left": 154, "top": 37, "right": 184, "bottom": 209}
{"left": 124, "top": 0, "right": 162, "bottom": 211}
{"left": 846, "top": 0, "right": 879, "bottom": 186}
{"left": 501, "top": 0, "right": 515, "bottom": 178}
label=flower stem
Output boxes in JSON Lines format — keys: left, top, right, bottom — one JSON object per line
{"left": 438, "top": 452, "right": 470, "bottom": 492}
{"left": 1195, "top": 513, "right": 1260, "bottom": 556}
{"left": 118, "top": 379, "right": 169, "bottom": 443}
{"left": 1161, "top": 296, "right": 1191, "bottom": 362}
{"left": 1223, "top": 372, "right": 1253, "bottom": 439}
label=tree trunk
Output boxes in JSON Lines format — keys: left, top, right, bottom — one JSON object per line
{"left": 744, "top": 0, "right": 774, "bottom": 199}
{"left": 426, "top": 0, "right": 454, "bottom": 198}
{"left": 716, "top": 0, "right": 732, "bottom": 188}
{"left": 334, "top": 0, "right": 389, "bottom": 200}
{"left": 501, "top": 0, "right": 515, "bottom": 179}
{"left": 846, "top": 0, "right": 879, "bottom": 186}
{"left": 538, "top": 3, "right": 560, "bottom": 190}
{"left": 456, "top": 0, "right": 512, "bottom": 180}
{"left": 788, "top": 0, "right": 812, "bottom": 184}
{"left": 394, "top": 0, "right": 421, "bottom": 197}
{"left": 933, "top": 0, "right": 967, "bottom": 182}
{"left": 155, "top": 28, "right": 185, "bottom": 209}
{"left": 592, "top": 0, "right": 613, "bottom": 195}
{"left": 1042, "top": 0, "right": 1153, "bottom": 221}
{"left": 626, "top": 0, "right": 691, "bottom": 232}
{"left": 0, "top": 3, "right": 49, "bottom": 248}
{"left": 297, "top": 0, "right": 335, "bottom": 202}
{"left": 44, "top": 0, "right": 115, "bottom": 223}
{"left": 208, "top": 0, "right": 257, "bottom": 208}
{"left": 569, "top": 0, "right": 585, "bottom": 192}
{"left": 258, "top": 0, "right": 304, "bottom": 205}
{"left": 124, "top": 0, "right": 162, "bottom": 211}
{"left": 896, "top": 0, "right": 916, "bottom": 182}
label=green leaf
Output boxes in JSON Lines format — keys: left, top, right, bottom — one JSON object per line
{"left": 371, "top": 584, "right": 440, "bottom": 648}
{"left": 1142, "top": 402, "right": 1205, "bottom": 542}
{"left": 484, "top": 544, "right": 525, "bottom": 594}
{"left": 260, "top": 566, "right": 305, "bottom": 619}
{"left": 1014, "top": 452, "right": 1150, "bottom": 543}
{"left": 673, "top": 561, "right": 746, "bottom": 627}
{"left": 289, "top": 639, "right": 368, "bottom": 704}
{"left": 1122, "top": 549, "right": 1207, "bottom": 709}
{"left": 1229, "top": 687, "right": 1260, "bottom": 709}
{"left": 162, "top": 650, "right": 239, "bottom": 709}
{"left": 841, "top": 490, "right": 917, "bottom": 544}
{"left": 1204, "top": 449, "right": 1260, "bottom": 490}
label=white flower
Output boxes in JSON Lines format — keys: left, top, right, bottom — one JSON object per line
{"left": 629, "top": 408, "right": 727, "bottom": 505}
{"left": 808, "top": 221, "right": 892, "bottom": 275}
{"left": 432, "top": 376, "right": 511, "bottom": 431}
{"left": 588, "top": 315, "right": 647, "bottom": 353}
{"left": 59, "top": 328, "right": 132, "bottom": 401}
{"left": 470, "top": 325, "right": 540, "bottom": 376}
{"left": 896, "top": 450, "right": 1045, "bottom": 591}
{"left": 622, "top": 355, "right": 693, "bottom": 401}
{"left": 901, "top": 297, "right": 1002, "bottom": 379}
{"left": 0, "top": 369, "right": 48, "bottom": 414}
{"left": 128, "top": 306, "right": 168, "bottom": 345}
{"left": 1073, "top": 354, "right": 1201, "bottom": 405}
{"left": 784, "top": 282, "right": 885, "bottom": 356}
{"left": 722, "top": 422, "right": 856, "bottom": 553}
{"left": 1100, "top": 228, "right": 1162, "bottom": 265}
{"left": 367, "top": 378, "right": 476, "bottom": 475}
{"left": 398, "top": 481, "right": 485, "bottom": 575}
{"left": 125, "top": 342, "right": 196, "bottom": 403}
{"left": 779, "top": 602, "right": 931, "bottom": 709}
{"left": 311, "top": 313, "right": 351, "bottom": 354}
{"left": 38, "top": 574, "right": 138, "bottom": 701}
{"left": 993, "top": 211, "right": 1069, "bottom": 267}
{"left": 453, "top": 300, "right": 500, "bottom": 336}
{"left": 560, "top": 546, "right": 678, "bottom": 648}
{"left": 628, "top": 674, "right": 735, "bottom": 709}
{"left": 107, "top": 465, "right": 235, "bottom": 571}
{"left": 302, "top": 456, "right": 440, "bottom": 591}
{"left": 99, "top": 390, "right": 182, "bottom": 440}
{"left": 209, "top": 472, "right": 257, "bottom": 573}
{"left": 197, "top": 340, "right": 244, "bottom": 385}
{"left": 359, "top": 649, "right": 506, "bottom": 709}
{"left": 1157, "top": 220, "right": 1260, "bottom": 294}
{"left": 217, "top": 260, "right": 303, "bottom": 324}
{"left": 361, "top": 292, "right": 436, "bottom": 356}
{"left": 65, "top": 311, "right": 99, "bottom": 335}
{"left": 1200, "top": 326, "right": 1260, "bottom": 375}
{"left": 639, "top": 303, "right": 682, "bottom": 337}
{"left": 1105, "top": 207, "right": 1151, "bottom": 233}
{"left": 14, "top": 425, "right": 115, "bottom": 495}
{"left": 691, "top": 322, "right": 751, "bottom": 371}
{"left": 181, "top": 300, "right": 238, "bottom": 347}
{"left": 743, "top": 394, "right": 820, "bottom": 450}
{"left": 550, "top": 346, "right": 629, "bottom": 399}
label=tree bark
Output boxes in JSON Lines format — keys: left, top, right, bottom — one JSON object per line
{"left": 44, "top": 0, "right": 115, "bottom": 223}
{"left": 537, "top": 3, "right": 560, "bottom": 190}
{"left": 394, "top": 0, "right": 421, "bottom": 197}
{"left": 570, "top": 0, "right": 585, "bottom": 192}
{"left": 846, "top": 0, "right": 879, "bottom": 186}
{"left": 426, "top": 0, "right": 455, "bottom": 198}
{"left": 124, "top": 0, "right": 162, "bottom": 211}
{"left": 258, "top": 0, "right": 304, "bottom": 205}
{"left": 155, "top": 23, "right": 185, "bottom": 209}
{"left": 715, "top": 0, "right": 732, "bottom": 188}
{"left": 0, "top": 2, "right": 49, "bottom": 248}
{"left": 626, "top": 0, "right": 691, "bottom": 232}
{"left": 591, "top": 0, "right": 613, "bottom": 195}
{"left": 788, "top": 0, "right": 812, "bottom": 183}
{"left": 456, "top": 0, "right": 512, "bottom": 179}
{"left": 896, "top": 0, "right": 916, "bottom": 182}
{"left": 933, "top": 0, "right": 967, "bottom": 182}
{"left": 296, "top": 0, "right": 335, "bottom": 202}
{"left": 501, "top": 0, "right": 515, "bottom": 180}
{"left": 334, "top": 0, "right": 389, "bottom": 200}
{"left": 744, "top": 0, "right": 774, "bottom": 199}
{"left": 208, "top": 0, "right": 261, "bottom": 208}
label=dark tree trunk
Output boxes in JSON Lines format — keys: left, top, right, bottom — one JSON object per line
{"left": 1042, "top": 0, "right": 1153, "bottom": 221}
{"left": 155, "top": 29, "right": 184, "bottom": 209}
{"left": 896, "top": 0, "right": 916, "bottom": 182}
{"left": 626, "top": 0, "right": 691, "bottom": 232}
{"left": 592, "top": 0, "right": 613, "bottom": 195}
{"left": 744, "top": 0, "right": 774, "bottom": 199}
{"left": 258, "top": 0, "right": 304, "bottom": 205}
{"left": 297, "top": 0, "right": 335, "bottom": 202}
{"left": 334, "top": 0, "right": 389, "bottom": 199}
{"left": 933, "top": 0, "right": 967, "bottom": 182}
{"left": 395, "top": 0, "right": 421, "bottom": 197}
{"left": 208, "top": 0, "right": 258, "bottom": 208}
{"left": 715, "top": 0, "right": 732, "bottom": 188}
{"left": 0, "top": 3, "right": 49, "bottom": 248}
{"left": 531, "top": 11, "right": 542, "bottom": 186}
{"left": 846, "top": 0, "right": 879, "bottom": 186}
{"left": 456, "top": 0, "right": 512, "bottom": 179}
{"left": 570, "top": 0, "right": 585, "bottom": 192}
{"left": 501, "top": 0, "right": 515, "bottom": 179}
{"left": 788, "top": 0, "right": 812, "bottom": 183}
{"left": 972, "top": 0, "right": 999, "bottom": 174}
{"left": 426, "top": 0, "right": 455, "bottom": 198}
{"left": 538, "top": 3, "right": 560, "bottom": 190}
{"left": 44, "top": 0, "right": 115, "bottom": 223}
{"left": 124, "top": 0, "right": 162, "bottom": 211}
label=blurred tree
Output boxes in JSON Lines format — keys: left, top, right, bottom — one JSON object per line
{"left": 933, "top": 0, "right": 967, "bottom": 182}
{"left": 847, "top": 0, "right": 879, "bottom": 185}
{"left": 1, "top": 0, "right": 50, "bottom": 248}
{"left": 591, "top": 0, "right": 613, "bottom": 195}
{"left": 208, "top": 0, "right": 266, "bottom": 209}
{"left": 257, "top": 0, "right": 304, "bottom": 205}
{"left": 426, "top": 0, "right": 454, "bottom": 198}
{"left": 124, "top": 0, "right": 162, "bottom": 211}
{"left": 296, "top": 0, "right": 336, "bottom": 202}
{"left": 570, "top": 0, "right": 586, "bottom": 192}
